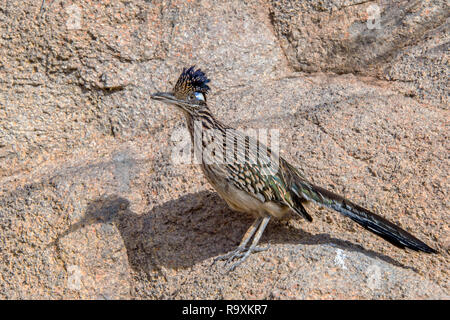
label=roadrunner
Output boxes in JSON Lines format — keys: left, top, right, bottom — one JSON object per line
{"left": 151, "top": 66, "right": 436, "bottom": 271}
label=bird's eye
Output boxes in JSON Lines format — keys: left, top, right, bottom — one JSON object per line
{"left": 194, "top": 92, "right": 205, "bottom": 101}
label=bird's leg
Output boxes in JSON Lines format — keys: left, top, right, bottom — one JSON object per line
{"left": 212, "top": 217, "right": 262, "bottom": 265}
{"left": 227, "top": 216, "right": 271, "bottom": 271}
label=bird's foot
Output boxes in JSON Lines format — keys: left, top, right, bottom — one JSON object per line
{"left": 211, "top": 245, "right": 269, "bottom": 272}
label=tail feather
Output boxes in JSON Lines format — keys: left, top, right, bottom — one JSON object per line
{"left": 291, "top": 195, "right": 313, "bottom": 222}
{"left": 294, "top": 182, "right": 436, "bottom": 253}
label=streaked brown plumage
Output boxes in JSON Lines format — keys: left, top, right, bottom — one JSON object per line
{"left": 151, "top": 66, "right": 436, "bottom": 271}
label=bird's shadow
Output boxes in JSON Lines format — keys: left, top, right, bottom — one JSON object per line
{"left": 55, "top": 190, "right": 416, "bottom": 278}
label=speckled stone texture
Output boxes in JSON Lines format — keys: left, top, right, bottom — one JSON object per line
{"left": 0, "top": 0, "right": 448, "bottom": 299}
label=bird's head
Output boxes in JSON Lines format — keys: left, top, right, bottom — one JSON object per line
{"left": 151, "top": 66, "right": 210, "bottom": 114}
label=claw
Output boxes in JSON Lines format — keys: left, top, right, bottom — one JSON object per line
{"left": 226, "top": 245, "right": 269, "bottom": 272}
{"left": 211, "top": 246, "right": 245, "bottom": 266}
{"left": 252, "top": 245, "right": 270, "bottom": 253}
{"left": 212, "top": 244, "right": 270, "bottom": 271}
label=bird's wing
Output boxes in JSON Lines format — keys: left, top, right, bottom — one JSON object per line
{"left": 213, "top": 126, "right": 313, "bottom": 221}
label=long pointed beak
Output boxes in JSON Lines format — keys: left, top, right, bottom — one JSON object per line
{"left": 151, "top": 92, "right": 178, "bottom": 105}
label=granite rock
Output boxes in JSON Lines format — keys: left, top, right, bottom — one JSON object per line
{"left": 0, "top": 0, "right": 448, "bottom": 299}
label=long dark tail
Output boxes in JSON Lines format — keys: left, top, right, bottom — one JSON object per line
{"left": 292, "top": 179, "right": 436, "bottom": 253}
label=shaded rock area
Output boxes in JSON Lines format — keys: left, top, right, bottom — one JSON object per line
{"left": 0, "top": 0, "right": 448, "bottom": 299}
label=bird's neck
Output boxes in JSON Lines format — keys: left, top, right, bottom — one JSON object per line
{"left": 183, "top": 106, "right": 229, "bottom": 159}
{"left": 183, "top": 112, "right": 196, "bottom": 142}
{"left": 183, "top": 106, "right": 221, "bottom": 136}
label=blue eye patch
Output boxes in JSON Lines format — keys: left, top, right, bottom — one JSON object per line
{"left": 194, "top": 92, "right": 205, "bottom": 101}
